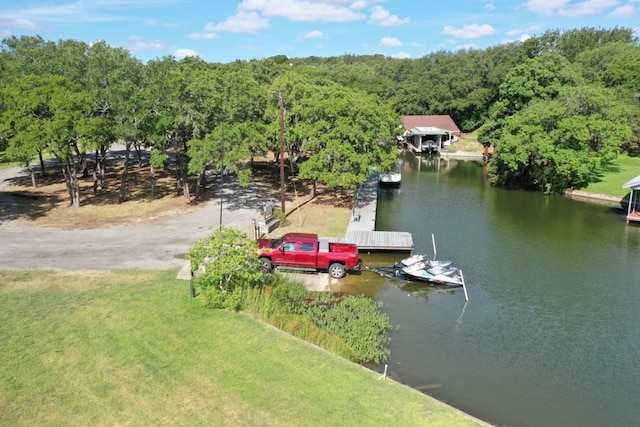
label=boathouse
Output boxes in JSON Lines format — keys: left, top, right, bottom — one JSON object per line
{"left": 623, "top": 175, "right": 640, "bottom": 223}
{"left": 401, "top": 115, "right": 461, "bottom": 155}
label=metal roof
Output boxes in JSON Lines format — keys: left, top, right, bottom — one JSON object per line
{"left": 623, "top": 175, "right": 640, "bottom": 190}
{"left": 409, "top": 126, "right": 449, "bottom": 136}
{"left": 401, "top": 115, "right": 461, "bottom": 133}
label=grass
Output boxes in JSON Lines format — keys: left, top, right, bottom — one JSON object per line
{"left": 583, "top": 153, "right": 640, "bottom": 197}
{"left": 0, "top": 269, "right": 485, "bottom": 427}
{"left": 0, "top": 151, "right": 22, "bottom": 169}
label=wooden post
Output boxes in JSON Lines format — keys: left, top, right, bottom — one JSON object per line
{"left": 460, "top": 270, "right": 469, "bottom": 301}
{"left": 378, "top": 364, "right": 388, "bottom": 380}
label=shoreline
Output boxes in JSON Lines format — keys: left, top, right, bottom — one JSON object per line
{"left": 564, "top": 189, "right": 625, "bottom": 208}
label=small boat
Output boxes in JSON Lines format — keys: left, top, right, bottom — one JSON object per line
{"left": 401, "top": 262, "right": 464, "bottom": 287}
{"left": 398, "top": 254, "right": 452, "bottom": 269}
{"left": 426, "top": 266, "right": 459, "bottom": 277}
{"left": 378, "top": 167, "right": 401, "bottom": 186}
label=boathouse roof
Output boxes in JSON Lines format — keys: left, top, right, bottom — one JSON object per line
{"left": 623, "top": 175, "right": 640, "bottom": 190}
{"left": 401, "top": 115, "right": 461, "bottom": 134}
{"left": 409, "top": 126, "right": 449, "bottom": 136}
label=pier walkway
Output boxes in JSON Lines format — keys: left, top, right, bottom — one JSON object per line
{"left": 339, "top": 175, "right": 414, "bottom": 253}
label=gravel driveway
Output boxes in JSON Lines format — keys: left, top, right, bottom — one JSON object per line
{"left": 0, "top": 165, "right": 267, "bottom": 271}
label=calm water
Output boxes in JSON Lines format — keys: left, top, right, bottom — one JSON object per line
{"left": 339, "top": 152, "right": 640, "bottom": 427}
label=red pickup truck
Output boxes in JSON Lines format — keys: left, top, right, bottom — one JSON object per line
{"left": 257, "top": 232, "right": 363, "bottom": 279}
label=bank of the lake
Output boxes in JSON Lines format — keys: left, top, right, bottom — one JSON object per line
{"left": 0, "top": 269, "right": 489, "bottom": 427}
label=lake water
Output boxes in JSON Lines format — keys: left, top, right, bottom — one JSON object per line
{"left": 338, "top": 152, "right": 640, "bottom": 427}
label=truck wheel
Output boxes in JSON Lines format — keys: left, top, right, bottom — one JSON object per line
{"left": 328, "top": 263, "right": 346, "bottom": 279}
{"left": 259, "top": 257, "right": 272, "bottom": 272}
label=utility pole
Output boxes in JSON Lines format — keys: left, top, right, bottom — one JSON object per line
{"left": 277, "top": 91, "right": 286, "bottom": 214}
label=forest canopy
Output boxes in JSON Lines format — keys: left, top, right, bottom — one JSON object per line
{"left": 1, "top": 26, "right": 638, "bottom": 203}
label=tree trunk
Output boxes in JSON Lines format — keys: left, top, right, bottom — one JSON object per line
{"left": 150, "top": 163, "right": 156, "bottom": 199}
{"left": 61, "top": 159, "right": 80, "bottom": 207}
{"left": 134, "top": 142, "right": 143, "bottom": 165}
{"left": 118, "top": 142, "right": 131, "bottom": 203}
{"left": 74, "top": 143, "right": 89, "bottom": 178}
{"left": 92, "top": 148, "right": 100, "bottom": 196}
{"left": 29, "top": 166, "right": 37, "bottom": 188}
{"left": 99, "top": 144, "right": 106, "bottom": 190}
{"left": 38, "top": 149, "right": 46, "bottom": 176}
{"left": 61, "top": 164, "right": 74, "bottom": 206}
{"left": 92, "top": 168, "right": 98, "bottom": 196}
{"left": 175, "top": 147, "right": 190, "bottom": 202}
{"left": 71, "top": 172, "right": 80, "bottom": 207}
{"left": 194, "top": 170, "right": 206, "bottom": 203}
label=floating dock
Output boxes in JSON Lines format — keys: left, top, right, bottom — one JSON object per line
{"left": 340, "top": 230, "right": 414, "bottom": 252}
{"left": 339, "top": 175, "right": 414, "bottom": 252}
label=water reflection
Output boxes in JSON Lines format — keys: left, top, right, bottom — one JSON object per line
{"left": 347, "top": 152, "right": 640, "bottom": 427}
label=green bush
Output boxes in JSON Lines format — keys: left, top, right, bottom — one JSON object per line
{"left": 201, "top": 287, "right": 227, "bottom": 309}
{"left": 273, "top": 208, "right": 291, "bottom": 227}
{"left": 271, "top": 280, "right": 308, "bottom": 314}
{"left": 305, "top": 296, "right": 391, "bottom": 364}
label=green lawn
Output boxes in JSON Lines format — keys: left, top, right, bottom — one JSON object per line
{"left": 0, "top": 269, "right": 485, "bottom": 427}
{"left": 584, "top": 153, "right": 640, "bottom": 197}
{"left": 0, "top": 151, "right": 20, "bottom": 169}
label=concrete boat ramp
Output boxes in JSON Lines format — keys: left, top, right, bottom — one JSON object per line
{"left": 179, "top": 175, "right": 414, "bottom": 289}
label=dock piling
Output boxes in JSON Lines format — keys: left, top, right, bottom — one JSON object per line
{"left": 460, "top": 270, "right": 469, "bottom": 301}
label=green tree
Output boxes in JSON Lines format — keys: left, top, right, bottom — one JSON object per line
{"left": 270, "top": 73, "right": 399, "bottom": 194}
{"left": 3, "top": 74, "right": 90, "bottom": 204}
{"left": 187, "top": 66, "right": 267, "bottom": 200}
{"left": 187, "top": 227, "right": 264, "bottom": 307}
{"left": 85, "top": 41, "right": 145, "bottom": 202}
{"left": 488, "top": 85, "right": 630, "bottom": 192}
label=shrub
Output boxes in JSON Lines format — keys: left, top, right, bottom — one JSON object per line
{"left": 187, "top": 226, "right": 264, "bottom": 294}
{"left": 305, "top": 296, "right": 391, "bottom": 364}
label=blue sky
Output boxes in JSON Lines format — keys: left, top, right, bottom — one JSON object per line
{"left": 1, "top": 1, "right": 638, "bottom": 63}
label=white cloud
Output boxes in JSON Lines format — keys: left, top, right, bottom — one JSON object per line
{"left": 239, "top": 0, "right": 365, "bottom": 22}
{"left": 174, "top": 48, "right": 203, "bottom": 59}
{"left": 370, "top": 6, "right": 409, "bottom": 26}
{"left": 455, "top": 43, "right": 477, "bottom": 51}
{"left": 189, "top": 32, "right": 219, "bottom": 40}
{"left": 520, "top": 0, "right": 620, "bottom": 17}
{"left": 507, "top": 24, "right": 538, "bottom": 40}
{"left": 390, "top": 51, "right": 412, "bottom": 59}
{"left": 0, "top": 18, "right": 39, "bottom": 30}
{"left": 206, "top": 11, "right": 269, "bottom": 34}
{"left": 127, "top": 35, "right": 166, "bottom": 52}
{"left": 380, "top": 37, "right": 402, "bottom": 47}
{"left": 485, "top": 3, "right": 496, "bottom": 10}
{"left": 305, "top": 30, "right": 323, "bottom": 38}
{"left": 609, "top": 4, "right": 635, "bottom": 18}
{"left": 16, "top": 18, "right": 39, "bottom": 30}
{"left": 144, "top": 17, "right": 178, "bottom": 28}
{"left": 442, "top": 24, "right": 496, "bottom": 39}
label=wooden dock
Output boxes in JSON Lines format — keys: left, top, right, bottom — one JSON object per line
{"left": 338, "top": 230, "right": 414, "bottom": 252}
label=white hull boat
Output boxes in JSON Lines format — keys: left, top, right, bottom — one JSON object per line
{"left": 401, "top": 262, "right": 464, "bottom": 287}
{"left": 399, "top": 254, "right": 453, "bottom": 269}
{"left": 378, "top": 171, "right": 402, "bottom": 186}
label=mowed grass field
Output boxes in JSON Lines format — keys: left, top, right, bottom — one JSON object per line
{"left": 584, "top": 153, "right": 640, "bottom": 197}
{"left": 0, "top": 269, "right": 485, "bottom": 427}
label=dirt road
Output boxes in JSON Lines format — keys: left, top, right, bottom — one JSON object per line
{"left": 0, "top": 165, "right": 266, "bottom": 271}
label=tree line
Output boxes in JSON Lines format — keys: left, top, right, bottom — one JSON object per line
{"left": 1, "top": 26, "right": 638, "bottom": 205}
